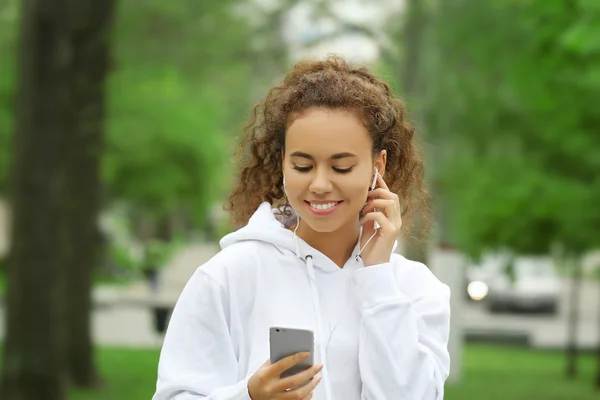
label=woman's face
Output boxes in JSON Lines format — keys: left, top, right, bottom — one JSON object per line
{"left": 283, "top": 107, "right": 385, "bottom": 233}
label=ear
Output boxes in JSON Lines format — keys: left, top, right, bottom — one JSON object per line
{"left": 374, "top": 150, "right": 387, "bottom": 178}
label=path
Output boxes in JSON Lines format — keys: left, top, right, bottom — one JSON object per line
{"left": 0, "top": 241, "right": 220, "bottom": 348}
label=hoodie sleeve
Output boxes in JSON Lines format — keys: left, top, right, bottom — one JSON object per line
{"left": 353, "top": 262, "right": 451, "bottom": 400}
{"left": 153, "top": 268, "right": 251, "bottom": 400}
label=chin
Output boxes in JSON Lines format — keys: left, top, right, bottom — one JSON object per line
{"left": 298, "top": 212, "right": 356, "bottom": 234}
{"left": 301, "top": 218, "right": 341, "bottom": 233}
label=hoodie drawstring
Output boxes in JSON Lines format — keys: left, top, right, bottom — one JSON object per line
{"left": 305, "top": 255, "right": 334, "bottom": 400}
{"left": 293, "top": 214, "right": 333, "bottom": 399}
{"left": 293, "top": 217, "right": 301, "bottom": 257}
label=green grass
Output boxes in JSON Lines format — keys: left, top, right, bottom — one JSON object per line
{"left": 445, "top": 345, "right": 598, "bottom": 400}
{"left": 70, "top": 347, "right": 159, "bottom": 400}
{"left": 69, "top": 344, "right": 598, "bottom": 399}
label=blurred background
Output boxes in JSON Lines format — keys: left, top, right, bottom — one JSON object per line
{"left": 0, "top": 0, "right": 599, "bottom": 399}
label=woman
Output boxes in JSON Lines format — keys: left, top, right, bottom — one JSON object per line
{"left": 153, "top": 56, "right": 451, "bottom": 400}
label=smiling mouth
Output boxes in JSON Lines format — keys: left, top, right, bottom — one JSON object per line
{"left": 305, "top": 201, "right": 342, "bottom": 211}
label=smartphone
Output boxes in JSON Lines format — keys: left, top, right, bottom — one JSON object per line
{"left": 269, "top": 326, "right": 314, "bottom": 380}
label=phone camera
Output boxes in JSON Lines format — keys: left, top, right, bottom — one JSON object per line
{"left": 276, "top": 329, "right": 280, "bottom": 332}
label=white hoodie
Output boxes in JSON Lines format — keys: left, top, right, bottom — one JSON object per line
{"left": 153, "top": 202, "right": 451, "bottom": 400}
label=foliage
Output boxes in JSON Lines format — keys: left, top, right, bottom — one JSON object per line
{"left": 103, "top": 65, "right": 229, "bottom": 224}
{"left": 0, "top": 0, "right": 293, "bottom": 287}
{"left": 0, "top": 0, "right": 256, "bottom": 229}
{"left": 101, "top": 238, "right": 182, "bottom": 281}
{"left": 97, "top": 208, "right": 183, "bottom": 282}
{"left": 104, "top": 0, "right": 255, "bottom": 226}
{"left": 421, "top": 0, "right": 600, "bottom": 257}
{"left": 142, "top": 238, "right": 182, "bottom": 270}
{"left": 0, "top": 0, "right": 18, "bottom": 193}
{"left": 107, "top": 240, "right": 139, "bottom": 273}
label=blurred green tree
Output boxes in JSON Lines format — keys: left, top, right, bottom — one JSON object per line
{"left": 423, "top": 0, "right": 600, "bottom": 258}
{"left": 0, "top": 0, "right": 116, "bottom": 397}
{"left": 104, "top": 0, "right": 256, "bottom": 239}
{"left": 420, "top": 0, "right": 600, "bottom": 381}
{"left": 0, "top": 0, "right": 263, "bottom": 397}
{"left": 0, "top": 0, "right": 18, "bottom": 193}
{"left": 63, "top": 0, "right": 117, "bottom": 388}
{"left": 394, "top": 0, "right": 430, "bottom": 264}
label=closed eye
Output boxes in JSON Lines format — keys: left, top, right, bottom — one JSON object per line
{"left": 333, "top": 167, "right": 354, "bottom": 173}
{"left": 293, "top": 165, "right": 312, "bottom": 173}
{"left": 293, "top": 165, "right": 354, "bottom": 173}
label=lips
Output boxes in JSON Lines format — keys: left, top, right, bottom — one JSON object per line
{"left": 304, "top": 200, "right": 343, "bottom": 216}
{"left": 307, "top": 201, "right": 341, "bottom": 211}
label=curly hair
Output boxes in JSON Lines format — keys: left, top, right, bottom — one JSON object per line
{"left": 225, "top": 55, "right": 428, "bottom": 236}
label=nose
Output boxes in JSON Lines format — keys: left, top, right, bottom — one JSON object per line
{"left": 309, "top": 169, "right": 333, "bottom": 194}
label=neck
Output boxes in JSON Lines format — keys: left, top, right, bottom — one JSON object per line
{"left": 294, "top": 218, "right": 360, "bottom": 268}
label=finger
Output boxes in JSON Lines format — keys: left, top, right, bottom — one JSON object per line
{"left": 274, "top": 364, "right": 322, "bottom": 392}
{"left": 367, "top": 188, "right": 398, "bottom": 200}
{"left": 268, "top": 352, "right": 311, "bottom": 377}
{"left": 364, "top": 199, "right": 401, "bottom": 226}
{"left": 363, "top": 199, "right": 396, "bottom": 215}
{"left": 360, "top": 212, "right": 377, "bottom": 241}
{"left": 366, "top": 190, "right": 401, "bottom": 218}
{"left": 299, "top": 392, "right": 314, "bottom": 400}
{"left": 283, "top": 375, "right": 321, "bottom": 399}
{"left": 360, "top": 212, "right": 397, "bottom": 236}
{"left": 376, "top": 172, "right": 390, "bottom": 191}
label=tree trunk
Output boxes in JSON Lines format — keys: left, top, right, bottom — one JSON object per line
{"left": 399, "top": 0, "right": 429, "bottom": 264}
{"left": 426, "top": 0, "right": 460, "bottom": 251}
{"left": 0, "top": 1, "right": 74, "bottom": 398}
{"left": 64, "top": 0, "right": 116, "bottom": 387}
{"left": 596, "top": 285, "right": 600, "bottom": 390}
{"left": 0, "top": 1, "right": 117, "bottom": 396}
{"left": 565, "top": 255, "right": 582, "bottom": 378}
{"left": 596, "top": 289, "right": 600, "bottom": 390}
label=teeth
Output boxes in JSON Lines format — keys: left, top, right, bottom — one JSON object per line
{"left": 310, "top": 202, "right": 338, "bottom": 210}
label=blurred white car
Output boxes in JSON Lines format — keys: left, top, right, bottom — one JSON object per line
{"left": 466, "top": 253, "right": 560, "bottom": 315}
{"left": 465, "top": 252, "right": 509, "bottom": 301}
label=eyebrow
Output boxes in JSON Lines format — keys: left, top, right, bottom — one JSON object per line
{"left": 289, "top": 151, "right": 357, "bottom": 160}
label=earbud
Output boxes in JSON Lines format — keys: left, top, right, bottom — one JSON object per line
{"left": 369, "top": 167, "right": 381, "bottom": 230}
{"left": 283, "top": 176, "right": 287, "bottom": 196}
{"left": 370, "top": 167, "right": 379, "bottom": 191}
{"left": 357, "top": 166, "right": 382, "bottom": 260}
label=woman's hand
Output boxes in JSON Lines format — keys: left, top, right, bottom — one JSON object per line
{"left": 248, "top": 352, "right": 322, "bottom": 400}
{"left": 359, "top": 173, "right": 403, "bottom": 267}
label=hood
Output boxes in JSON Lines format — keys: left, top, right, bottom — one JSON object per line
{"left": 220, "top": 202, "right": 350, "bottom": 272}
{"left": 220, "top": 202, "right": 297, "bottom": 254}
{"left": 220, "top": 202, "right": 398, "bottom": 273}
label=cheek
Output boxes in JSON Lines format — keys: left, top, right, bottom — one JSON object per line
{"left": 343, "top": 179, "right": 369, "bottom": 204}
{"left": 285, "top": 176, "right": 309, "bottom": 197}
